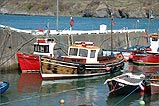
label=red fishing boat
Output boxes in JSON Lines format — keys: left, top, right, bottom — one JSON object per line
{"left": 129, "top": 33, "right": 159, "bottom": 65}
{"left": 16, "top": 38, "right": 56, "bottom": 73}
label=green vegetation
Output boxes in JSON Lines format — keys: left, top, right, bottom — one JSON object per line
{"left": 0, "top": 0, "right": 159, "bottom": 18}
{"left": 27, "top": 3, "right": 33, "bottom": 10}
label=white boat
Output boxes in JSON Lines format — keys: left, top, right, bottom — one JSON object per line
{"left": 104, "top": 72, "right": 146, "bottom": 96}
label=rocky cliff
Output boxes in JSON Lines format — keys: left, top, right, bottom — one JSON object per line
{"left": 0, "top": 0, "right": 159, "bottom": 18}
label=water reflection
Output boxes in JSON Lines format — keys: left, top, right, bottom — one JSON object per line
{"left": 106, "top": 93, "right": 142, "bottom": 106}
{"left": 39, "top": 72, "right": 122, "bottom": 106}
{"left": 17, "top": 73, "right": 42, "bottom": 93}
{"left": 106, "top": 91, "right": 159, "bottom": 106}
{"left": 0, "top": 95, "right": 9, "bottom": 103}
{"left": 128, "top": 64, "right": 159, "bottom": 74}
{"left": 40, "top": 72, "right": 122, "bottom": 94}
{"left": 145, "top": 94, "right": 159, "bottom": 106}
{"left": 1, "top": 66, "right": 158, "bottom": 106}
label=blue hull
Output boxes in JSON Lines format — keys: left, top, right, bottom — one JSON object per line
{"left": 0, "top": 82, "right": 9, "bottom": 94}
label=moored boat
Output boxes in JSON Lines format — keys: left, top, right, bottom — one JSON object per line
{"left": 103, "top": 45, "right": 150, "bottom": 62}
{"left": 16, "top": 37, "right": 56, "bottom": 73}
{"left": 146, "top": 71, "right": 159, "bottom": 95}
{"left": 0, "top": 81, "right": 9, "bottom": 94}
{"left": 104, "top": 72, "right": 146, "bottom": 96}
{"left": 40, "top": 41, "right": 125, "bottom": 80}
{"left": 129, "top": 33, "right": 159, "bottom": 65}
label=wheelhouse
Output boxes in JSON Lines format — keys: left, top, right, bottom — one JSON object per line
{"left": 33, "top": 38, "right": 56, "bottom": 57}
{"left": 67, "top": 41, "right": 100, "bottom": 63}
{"left": 149, "top": 33, "right": 159, "bottom": 53}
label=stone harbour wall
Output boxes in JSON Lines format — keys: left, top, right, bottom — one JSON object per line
{"left": 0, "top": 28, "right": 147, "bottom": 71}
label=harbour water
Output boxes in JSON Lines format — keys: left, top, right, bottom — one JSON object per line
{"left": 0, "top": 14, "right": 159, "bottom": 106}
{"left": 0, "top": 63, "right": 159, "bottom": 106}
{"left": 0, "top": 14, "right": 159, "bottom": 33}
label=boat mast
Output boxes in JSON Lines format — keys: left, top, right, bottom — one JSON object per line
{"left": 148, "top": 10, "right": 150, "bottom": 34}
{"left": 56, "top": 0, "right": 58, "bottom": 31}
{"left": 110, "top": 1, "right": 114, "bottom": 52}
{"left": 147, "top": 9, "right": 152, "bottom": 44}
{"left": 110, "top": 14, "right": 113, "bottom": 51}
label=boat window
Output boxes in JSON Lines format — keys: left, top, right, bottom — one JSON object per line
{"left": 47, "top": 38, "right": 54, "bottom": 42}
{"left": 34, "top": 45, "right": 38, "bottom": 52}
{"left": 34, "top": 45, "right": 49, "bottom": 53}
{"left": 90, "top": 50, "right": 96, "bottom": 58}
{"left": 40, "top": 46, "right": 44, "bottom": 52}
{"left": 44, "top": 45, "right": 49, "bottom": 53}
{"left": 79, "top": 49, "right": 88, "bottom": 57}
{"left": 152, "top": 38, "right": 158, "bottom": 41}
{"left": 69, "top": 48, "right": 78, "bottom": 56}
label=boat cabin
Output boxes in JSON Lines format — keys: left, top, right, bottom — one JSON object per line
{"left": 33, "top": 38, "right": 56, "bottom": 57}
{"left": 149, "top": 33, "right": 159, "bottom": 53}
{"left": 67, "top": 41, "right": 100, "bottom": 63}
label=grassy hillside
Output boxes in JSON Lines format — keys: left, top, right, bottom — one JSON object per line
{"left": 0, "top": 0, "right": 159, "bottom": 18}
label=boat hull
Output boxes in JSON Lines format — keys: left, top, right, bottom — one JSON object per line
{"left": 16, "top": 52, "right": 40, "bottom": 73}
{"left": 107, "top": 80, "right": 143, "bottom": 96}
{"left": 150, "top": 83, "right": 159, "bottom": 95}
{"left": 40, "top": 56, "right": 125, "bottom": 80}
{"left": 0, "top": 82, "right": 9, "bottom": 94}
{"left": 130, "top": 52, "right": 159, "bottom": 65}
{"left": 147, "top": 73, "right": 159, "bottom": 95}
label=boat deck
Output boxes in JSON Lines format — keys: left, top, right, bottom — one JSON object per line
{"left": 121, "top": 77, "right": 143, "bottom": 83}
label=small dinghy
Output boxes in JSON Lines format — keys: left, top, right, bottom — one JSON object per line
{"left": 104, "top": 72, "right": 146, "bottom": 96}
{"left": 0, "top": 81, "right": 9, "bottom": 94}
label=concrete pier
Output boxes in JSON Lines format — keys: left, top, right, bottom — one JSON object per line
{"left": 0, "top": 26, "right": 148, "bottom": 71}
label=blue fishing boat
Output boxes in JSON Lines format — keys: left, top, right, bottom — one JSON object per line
{"left": 0, "top": 81, "right": 9, "bottom": 94}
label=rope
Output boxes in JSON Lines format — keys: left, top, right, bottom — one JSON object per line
{"left": 52, "top": 35, "right": 68, "bottom": 55}
{"left": 0, "top": 37, "right": 36, "bottom": 66}
{"left": 114, "top": 71, "right": 159, "bottom": 106}
{"left": 0, "top": 87, "right": 86, "bottom": 105}
{"left": 114, "top": 86, "right": 140, "bottom": 106}
{"left": 0, "top": 33, "right": 11, "bottom": 59}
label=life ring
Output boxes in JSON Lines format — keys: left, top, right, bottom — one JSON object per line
{"left": 78, "top": 64, "right": 85, "bottom": 73}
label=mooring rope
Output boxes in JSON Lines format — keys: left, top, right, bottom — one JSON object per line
{"left": 114, "top": 86, "right": 140, "bottom": 106}
{"left": 114, "top": 71, "right": 159, "bottom": 106}
{"left": 0, "top": 36, "right": 36, "bottom": 66}
{"left": 0, "top": 87, "right": 86, "bottom": 105}
{"left": 0, "top": 33, "right": 11, "bottom": 60}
